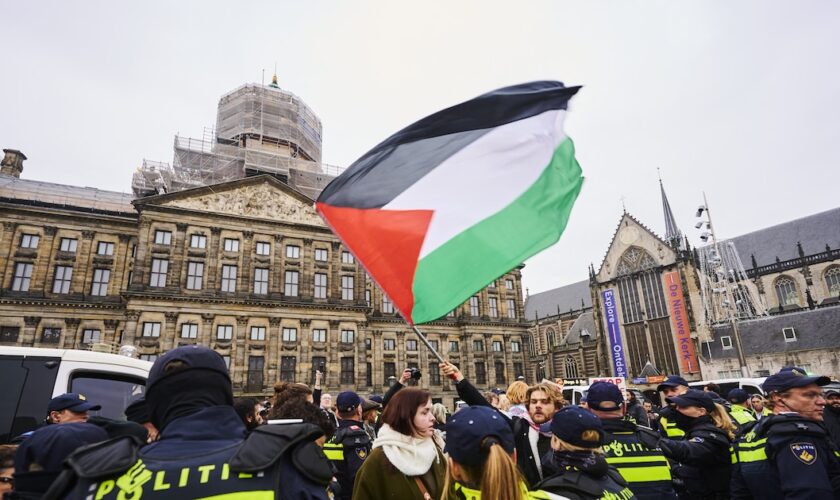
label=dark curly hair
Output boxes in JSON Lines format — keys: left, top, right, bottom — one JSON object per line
{"left": 268, "top": 399, "right": 336, "bottom": 440}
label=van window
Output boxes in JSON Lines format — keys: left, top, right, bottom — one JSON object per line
{"left": 70, "top": 372, "right": 146, "bottom": 421}
{"left": 0, "top": 356, "right": 60, "bottom": 443}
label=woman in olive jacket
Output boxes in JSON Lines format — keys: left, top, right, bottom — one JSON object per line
{"left": 352, "top": 388, "right": 446, "bottom": 500}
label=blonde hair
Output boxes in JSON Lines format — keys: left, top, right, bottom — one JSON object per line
{"left": 506, "top": 381, "right": 529, "bottom": 405}
{"left": 431, "top": 403, "right": 447, "bottom": 425}
{"left": 551, "top": 434, "right": 605, "bottom": 454}
{"left": 710, "top": 403, "right": 736, "bottom": 439}
{"left": 441, "top": 442, "right": 525, "bottom": 500}
{"left": 498, "top": 394, "right": 511, "bottom": 412}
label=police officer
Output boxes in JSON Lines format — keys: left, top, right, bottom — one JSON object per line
{"left": 584, "top": 382, "right": 676, "bottom": 499}
{"left": 322, "top": 391, "right": 371, "bottom": 500}
{"left": 46, "top": 393, "right": 102, "bottom": 424}
{"left": 637, "top": 390, "right": 734, "bottom": 499}
{"left": 731, "top": 366, "right": 840, "bottom": 499}
{"left": 656, "top": 376, "right": 690, "bottom": 439}
{"left": 726, "top": 389, "right": 756, "bottom": 433}
{"left": 45, "top": 345, "right": 332, "bottom": 499}
{"left": 536, "top": 406, "right": 636, "bottom": 499}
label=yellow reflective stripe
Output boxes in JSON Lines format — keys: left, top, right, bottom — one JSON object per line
{"left": 322, "top": 443, "right": 344, "bottom": 461}
{"left": 616, "top": 465, "right": 672, "bottom": 482}
{"left": 198, "top": 492, "right": 274, "bottom": 500}
{"left": 737, "top": 447, "right": 767, "bottom": 462}
{"left": 606, "top": 456, "right": 670, "bottom": 465}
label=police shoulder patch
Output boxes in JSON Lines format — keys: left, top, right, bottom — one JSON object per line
{"left": 356, "top": 447, "right": 368, "bottom": 460}
{"left": 790, "top": 442, "right": 817, "bottom": 465}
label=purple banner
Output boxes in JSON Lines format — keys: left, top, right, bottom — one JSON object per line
{"left": 602, "top": 289, "right": 628, "bottom": 378}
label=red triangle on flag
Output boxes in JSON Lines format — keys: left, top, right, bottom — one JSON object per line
{"left": 316, "top": 203, "right": 434, "bottom": 323}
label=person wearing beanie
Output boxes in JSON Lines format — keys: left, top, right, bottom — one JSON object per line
{"left": 440, "top": 406, "right": 564, "bottom": 500}
{"left": 636, "top": 390, "right": 734, "bottom": 499}
{"left": 731, "top": 367, "right": 840, "bottom": 499}
{"left": 535, "top": 406, "right": 636, "bottom": 500}
{"left": 726, "top": 389, "right": 756, "bottom": 432}
{"left": 321, "top": 391, "right": 372, "bottom": 500}
{"left": 583, "top": 382, "right": 675, "bottom": 499}
{"left": 48, "top": 345, "right": 332, "bottom": 499}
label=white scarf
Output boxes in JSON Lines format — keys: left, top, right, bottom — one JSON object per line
{"left": 373, "top": 424, "right": 442, "bottom": 476}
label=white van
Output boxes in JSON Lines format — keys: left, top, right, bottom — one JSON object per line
{"left": 0, "top": 346, "right": 152, "bottom": 443}
{"left": 688, "top": 378, "right": 766, "bottom": 397}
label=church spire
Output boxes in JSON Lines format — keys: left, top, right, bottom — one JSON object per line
{"left": 659, "top": 170, "right": 682, "bottom": 249}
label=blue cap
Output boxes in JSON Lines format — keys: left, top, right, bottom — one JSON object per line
{"left": 47, "top": 393, "right": 101, "bottom": 413}
{"left": 727, "top": 389, "right": 749, "bottom": 404}
{"left": 336, "top": 391, "right": 362, "bottom": 413}
{"left": 762, "top": 366, "right": 830, "bottom": 393}
{"left": 666, "top": 389, "right": 715, "bottom": 412}
{"left": 656, "top": 375, "right": 689, "bottom": 392}
{"left": 368, "top": 395, "right": 384, "bottom": 404}
{"left": 147, "top": 345, "right": 229, "bottom": 390}
{"left": 550, "top": 406, "right": 604, "bottom": 448}
{"left": 445, "top": 406, "right": 514, "bottom": 466}
{"left": 586, "top": 382, "right": 624, "bottom": 411}
{"left": 15, "top": 422, "right": 108, "bottom": 473}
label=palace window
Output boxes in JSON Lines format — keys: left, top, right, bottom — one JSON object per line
{"left": 495, "top": 361, "right": 506, "bottom": 385}
{"left": 223, "top": 238, "right": 240, "bottom": 252}
{"left": 90, "top": 268, "right": 110, "bottom": 296}
{"left": 384, "top": 362, "right": 396, "bottom": 382}
{"left": 96, "top": 242, "right": 115, "bottom": 256}
{"left": 254, "top": 268, "right": 269, "bottom": 295}
{"left": 406, "top": 339, "right": 418, "bottom": 351}
{"left": 775, "top": 276, "right": 799, "bottom": 307}
{"left": 505, "top": 279, "right": 514, "bottom": 290}
{"left": 720, "top": 335, "right": 733, "bottom": 350}
{"left": 150, "top": 259, "right": 168, "bottom": 287}
{"left": 20, "top": 234, "right": 39, "bottom": 249}
{"left": 180, "top": 324, "right": 198, "bottom": 339}
{"left": 341, "top": 276, "right": 354, "bottom": 300}
{"left": 469, "top": 296, "right": 480, "bottom": 316}
{"left": 783, "top": 327, "right": 797, "bottom": 342}
{"left": 312, "top": 356, "right": 326, "bottom": 384}
{"left": 340, "top": 357, "right": 355, "bottom": 384}
{"left": 286, "top": 245, "right": 300, "bottom": 259}
{"left": 382, "top": 295, "right": 394, "bottom": 313}
{"left": 60, "top": 238, "right": 78, "bottom": 252}
{"left": 312, "top": 328, "right": 326, "bottom": 343}
{"left": 489, "top": 297, "right": 499, "bottom": 317}
{"left": 546, "top": 328, "right": 556, "bottom": 348}
{"left": 475, "top": 362, "right": 487, "bottom": 385}
{"left": 247, "top": 356, "right": 264, "bottom": 393}
{"left": 52, "top": 266, "right": 73, "bottom": 294}
{"left": 492, "top": 340, "right": 502, "bottom": 352}
{"left": 513, "top": 362, "right": 524, "bottom": 379}
{"left": 142, "top": 322, "right": 161, "bottom": 338}
{"left": 429, "top": 340, "right": 439, "bottom": 352}
{"left": 507, "top": 299, "right": 517, "bottom": 318}
{"left": 428, "top": 363, "right": 441, "bottom": 385}
{"left": 154, "top": 231, "right": 171, "bottom": 245}
{"left": 280, "top": 357, "right": 296, "bottom": 382}
{"left": 473, "top": 339, "right": 484, "bottom": 352}
{"left": 250, "top": 326, "right": 266, "bottom": 341}
{"left": 314, "top": 273, "right": 327, "bottom": 299}
{"left": 0, "top": 326, "right": 19, "bottom": 343}
{"left": 216, "top": 325, "right": 233, "bottom": 340}
{"left": 282, "top": 327, "right": 298, "bottom": 342}
{"left": 41, "top": 328, "right": 61, "bottom": 344}
{"left": 221, "top": 265, "right": 237, "bottom": 292}
{"left": 284, "top": 271, "right": 299, "bottom": 296}
{"left": 449, "top": 341, "right": 459, "bottom": 352}
{"left": 186, "top": 262, "right": 204, "bottom": 290}
{"left": 82, "top": 329, "right": 101, "bottom": 345}
{"left": 255, "top": 242, "right": 270, "bottom": 256}
{"left": 366, "top": 363, "right": 373, "bottom": 386}
{"left": 341, "top": 251, "right": 354, "bottom": 264}
{"left": 190, "top": 234, "right": 206, "bottom": 249}
{"left": 314, "top": 248, "right": 328, "bottom": 261}
{"left": 341, "top": 329, "right": 354, "bottom": 343}
{"left": 384, "top": 339, "right": 396, "bottom": 351}
{"left": 12, "top": 263, "right": 33, "bottom": 291}
{"left": 511, "top": 340, "right": 521, "bottom": 352}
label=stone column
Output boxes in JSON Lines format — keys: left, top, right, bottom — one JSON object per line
{"left": 131, "top": 220, "right": 152, "bottom": 289}
{"left": 75, "top": 230, "right": 96, "bottom": 294}
{"left": 330, "top": 242, "right": 341, "bottom": 300}
{"left": 21, "top": 316, "right": 40, "bottom": 347}
{"left": 298, "top": 318, "right": 312, "bottom": 381}
{"left": 104, "top": 319, "right": 121, "bottom": 344}
{"left": 63, "top": 318, "right": 81, "bottom": 349}
{"left": 163, "top": 311, "right": 179, "bottom": 351}
{"left": 170, "top": 223, "right": 189, "bottom": 288}
{"left": 328, "top": 319, "right": 341, "bottom": 388}
{"left": 206, "top": 228, "right": 222, "bottom": 290}
{"left": 302, "top": 238, "right": 314, "bottom": 300}
{"left": 123, "top": 310, "right": 140, "bottom": 344}
{"left": 114, "top": 234, "right": 133, "bottom": 292}
{"left": 272, "top": 235, "right": 284, "bottom": 294}
{"left": 241, "top": 231, "right": 254, "bottom": 294}
{"left": 268, "top": 317, "right": 283, "bottom": 383}
{"left": 201, "top": 314, "right": 215, "bottom": 347}
{"left": 356, "top": 321, "right": 367, "bottom": 390}
{"left": 234, "top": 316, "right": 249, "bottom": 389}
{"left": 0, "top": 221, "right": 18, "bottom": 288}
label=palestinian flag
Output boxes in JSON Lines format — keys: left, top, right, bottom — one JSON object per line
{"left": 316, "top": 81, "right": 583, "bottom": 325}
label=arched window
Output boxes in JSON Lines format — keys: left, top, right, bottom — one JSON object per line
{"left": 825, "top": 267, "right": 840, "bottom": 297}
{"left": 775, "top": 276, "right": 799, "bottom": 307}
{"left": 565, "top": 356, "right": 580, "bottom": 379}
{"left": 546, "top": 328, "right": 556, "bottom": 349}
{"left": 615, "top": 247, "right": 658, "bottom": 277}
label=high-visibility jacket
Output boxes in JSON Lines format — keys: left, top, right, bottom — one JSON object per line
{"left": 451, "top": 481, "right": 566, "bottom": 499}
{"left": 730, "top": 413, "right": 840, "bottom": 499}
{"left": 322, "top": 419, "right": 371, "bottom": 500}
{"left": 658, "top": 414, "right": 685, "bottom": 439}
{"left": 729, "top": 405, "right": 757, "bottom": 433}
{"left": 600, "top": 418, "right": 676, "bottom": 499}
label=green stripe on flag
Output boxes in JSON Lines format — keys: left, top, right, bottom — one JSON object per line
{"left": 411, "top": 138, "right": 583, "bottom": 324}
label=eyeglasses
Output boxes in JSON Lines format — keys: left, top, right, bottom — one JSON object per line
{"left": 0, "top": 476, "right": 13, "bottom": 485}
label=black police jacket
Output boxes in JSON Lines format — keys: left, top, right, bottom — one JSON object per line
{"left": 535, "top": 453, "right": 636, "bottom": 500}
{"left": 656, "top": 420, "right": 731, "bottom": 499}
{"left": 600, "top": 418, "right": 676, "bottom": 500}
{"left": 730, "top": 413, "right": 840, "bottom": 500}
{"left": 322, "top": 418, "right": 372, "bottom": 500}
{"left": 43, "top": 406, "right": 332, "bottom": 500}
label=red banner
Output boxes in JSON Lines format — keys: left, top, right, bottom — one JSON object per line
{"left": 664, "top": 271, "right": 699, "bottom": 374}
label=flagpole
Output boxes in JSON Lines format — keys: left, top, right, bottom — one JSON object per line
{"left": 410, "top": 324, "right": 446, "bottom": 364}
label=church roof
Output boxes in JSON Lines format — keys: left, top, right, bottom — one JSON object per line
{"left": 525, "top": 279, "right": 592, "bottom": 320}
{"left": 561, "top": 311, "right": 597, "bottom": 344}
{"left": 706, "top": 306, "right": 840, "bottom": 359}
{"left": 0, "top": 174, "right": 136, "bottom": 215}
{"left": 719, "top": 207, "right": 840, "bottom": 268}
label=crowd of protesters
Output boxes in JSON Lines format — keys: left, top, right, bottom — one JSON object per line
{"left": 2, "top": 344, "right": 840, "bottom": 499}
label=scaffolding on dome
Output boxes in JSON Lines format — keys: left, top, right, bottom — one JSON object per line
{"left": 132, "top": 81, "right": 343, "bottom": 199}
{"left": 697, "top": 239, "right": 768, "bottom": 327}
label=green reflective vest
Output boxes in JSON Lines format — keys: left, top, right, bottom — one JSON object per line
{"left": 660, "top": 416, "right": 685, "bottom": 438}
{"left": 730, "top": 405, "right": 756, "bottom": 426}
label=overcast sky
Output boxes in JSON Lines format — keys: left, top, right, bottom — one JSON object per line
{"left": 3, "top": 1, "right": 838, "bottom": 295}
